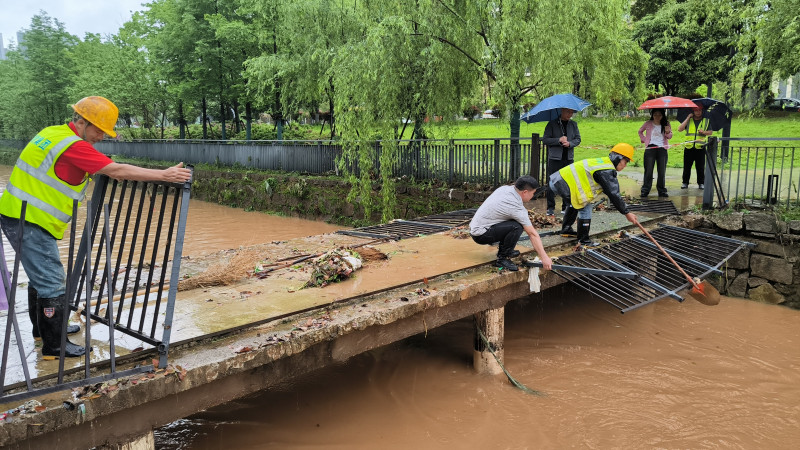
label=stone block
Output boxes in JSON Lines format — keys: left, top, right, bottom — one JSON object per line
{"left": 707, "top": 275, "right": 726, "bottom": 294}
{"left": 742, "top": 237, "right": 794, "bottom": 258}
{"left": 748, "top": 277, "right": 769, "bottom": 288}
{"left": 708, "top": 212, "right": 744, "bottom": 231}
{"left": 789, "top": 220, "right": 800, "bottom": 234}
{"left": 682, "top": 214, "right": 704, "bottom": 229}
{"left": 725, "top": 247, "right": 750, "bottom": 270}
{"left": 750, "top": 254, "right": 793, "bottom": 284}
{"left": 744, "top": 213, "right": 777, "bottom": 233}
{"left": 727, "top": 272, "right": 749, "bottom": 298}
{"left": 448, "top": 189, "right": 465, "bottom": 201}
{"left": 775, "top": 283, "right": 795, "bottom": 296}
{"left": 748, "top": 283, "right": 785, "bottom": 304}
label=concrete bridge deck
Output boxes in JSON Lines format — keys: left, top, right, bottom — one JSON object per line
{"left": 0, "top": 177, "right": 708, "bottom": 448}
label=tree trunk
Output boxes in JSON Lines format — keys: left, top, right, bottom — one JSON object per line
{"left": 202, "top": 97, "right": 208, "bottom": 140}
{"left": 245, "top": 102, "right": 252, "bottom": 141}
{"left": 509, "top": 106, "right": 521, "bottom": 180}
{"left": 220, "top": 102, "right": 227, "bottom": 140}
{"left": 178, "top": 100, "right": 186, "bottom": 140}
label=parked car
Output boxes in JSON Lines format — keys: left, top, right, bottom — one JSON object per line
{"left": 768, "top": 98, "right": 800, "bottom": 112}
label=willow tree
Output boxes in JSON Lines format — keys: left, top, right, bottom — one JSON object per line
{"left": 333, "top": 0, "right": 479, "bottom": 222}
{"left": 332, "top": 0, "right": 644, "bottom": 221}
{"left": 412, "top": 0, "right": 647, "bottom": 139}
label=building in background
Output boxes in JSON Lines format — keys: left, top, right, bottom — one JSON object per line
{"left": 0, "top": 33, "right": 6, "bottom": 60}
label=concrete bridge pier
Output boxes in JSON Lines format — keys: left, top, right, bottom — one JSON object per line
{"left": 473, "top": 307, "right": 504, "bottom": 375}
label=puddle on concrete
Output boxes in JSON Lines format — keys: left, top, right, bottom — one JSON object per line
{"left": 156, "top": 285, "right": 800, "bottom": 449}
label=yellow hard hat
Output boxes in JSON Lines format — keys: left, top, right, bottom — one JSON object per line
{"left": 611, "top": 142, "right": 635, "bottom": 161}
{"left": 72, "top": 96, "right": 118, "bottom": 138}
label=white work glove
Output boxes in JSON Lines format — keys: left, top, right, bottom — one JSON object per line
{"left": 528, "top": 256, "right": 541, "bottom": 293}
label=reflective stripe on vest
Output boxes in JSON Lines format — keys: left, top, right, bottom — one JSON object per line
{"left": 0, "top": 124, "right": 89, "bottom": 238}
{"left": 684, "top": 117, "right": 710, "bottom": 148}
{"left": 559, "top": 157, "right": 615, "bottom": 209}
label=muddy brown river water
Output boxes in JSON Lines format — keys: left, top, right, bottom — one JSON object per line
{"left": 154, "top": 285, "right": 800, "bottom": 449}
{"left": 1, "top": 166, "right": 799, "bottom": 448}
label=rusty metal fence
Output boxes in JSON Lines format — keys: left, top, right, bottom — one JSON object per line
{"left": 0, "top": 173, "right": 192, "bottom": 403}
{"left": 97, "top": 136, "right": 545, "bottom": 186}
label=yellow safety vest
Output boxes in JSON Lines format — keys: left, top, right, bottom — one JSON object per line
{"left": 559, "top": 157, "right": 615, "bottom": 209}
{"left": 684, "top": 117, "right": 710, "bottom": 149}
{"left": 0, "top": 124, "right": 89, "bottom": 239}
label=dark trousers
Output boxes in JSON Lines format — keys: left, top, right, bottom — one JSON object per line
{"left": 641, "top": 146, "right": 668, "bottom": 196}
{"left": 471, "top": 220, "right": 523, "bottom": 258}
{"left": 683, "top": 146, "right": 706, "bottom": 185}
{"left": 546, "top": 158, "right": 572, "bottom": 211}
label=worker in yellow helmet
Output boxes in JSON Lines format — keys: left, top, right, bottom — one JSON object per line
{"left": 548, "top": 143, "right": 639, "bottom": 248}
{"left": 0, "top": 96, "right": 192, "bottom": 359}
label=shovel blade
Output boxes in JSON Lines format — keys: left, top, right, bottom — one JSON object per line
{"left": 688, "top": 280, "right": 721, "bottom": 306}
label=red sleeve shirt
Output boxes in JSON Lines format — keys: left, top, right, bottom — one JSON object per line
{"left": 53, "top": 122, "right": 114, "bottom": 185}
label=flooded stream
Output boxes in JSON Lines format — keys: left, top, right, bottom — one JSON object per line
{"left": 155, "top": 285, "right": 800, "bottom": 449}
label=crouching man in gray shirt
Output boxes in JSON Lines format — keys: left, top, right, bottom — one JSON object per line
{"left": 469, "top": 175, "right": 553, "bottom": 272}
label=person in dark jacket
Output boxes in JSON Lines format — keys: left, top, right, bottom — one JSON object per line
{"left": 548, "top": 143, "right": 639, "bottom": 248}
{"left": 542, "top": 108, "right": 581, "bottom": 216}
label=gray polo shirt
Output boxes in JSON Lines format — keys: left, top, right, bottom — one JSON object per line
{"left": 469, "top": 185, "right": 532, "bottom": 236}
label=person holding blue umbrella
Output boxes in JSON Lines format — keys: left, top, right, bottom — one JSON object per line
{"left": 521, "top": 94, "right": 591, "bottom": 216}
{"left": 542, "top": 108, "right": 582, "bottom": 216}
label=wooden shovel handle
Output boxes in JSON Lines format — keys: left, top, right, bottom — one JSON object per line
{"left": 635, "top": 222, "right": 699, "bottom": 289}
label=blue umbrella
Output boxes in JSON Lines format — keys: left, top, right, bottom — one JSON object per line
{"left": 521, "top": 93, "right": 592, "bottom": 124}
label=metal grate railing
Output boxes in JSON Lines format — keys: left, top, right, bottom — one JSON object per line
{"left": 529, "top": 224, "right": 753, "bottom": 313}
{"left": 711, "top": 137, "right": 800, "bottom": 209}
{"left": 0, "top": 172, "right": 192, "bottom": 403}
{"left": 337, "top": 209, "right": 478, "bottom": 240}
{"left": 605, "top": 199, "right": 680, "bottom": 215}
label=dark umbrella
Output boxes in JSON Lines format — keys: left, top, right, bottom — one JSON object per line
{"left": 520, "top": 93, "right": 592, "bottom": 123}
{"left": 676, "top": 98, "right": 732, "bottom": 131}
{"left": 637, "top": 96, "right": 697, "bottom": 110}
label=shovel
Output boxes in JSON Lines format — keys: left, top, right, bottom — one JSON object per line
{"left": 635, "top": 222, "right": 720, "bottom": 306}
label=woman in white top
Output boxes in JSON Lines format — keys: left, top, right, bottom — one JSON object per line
{"left": 638, "top": 108, "right": 673, "bottom": 198}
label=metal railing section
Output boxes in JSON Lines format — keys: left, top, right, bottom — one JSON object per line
{"left": 710, "top": 137, "right": 800, "bottom": 210}
{"left": 0, "top": 172, "right": 192, "bottom": 403}
{"left": 97, "top": 136, "right": 544, "bottom": 186}
{"left": 527, "top": 225, "right": 754, "bottom": 313}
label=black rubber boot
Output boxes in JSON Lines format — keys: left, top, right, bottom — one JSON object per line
{"left": 29, "top": 286, "right": 80, "bottom": 340}
{"left": 577, "top": 219, "right": 600, "bottom": 248}
{"left": 560, "top": 206, "right": 578, "bottom": 237}
{"left": 38, "top": 295, "right": 86, "bottom": 358}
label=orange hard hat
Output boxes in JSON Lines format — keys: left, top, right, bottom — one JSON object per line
{"left": 71, "top": 96, "right": 118, "bottom": 138}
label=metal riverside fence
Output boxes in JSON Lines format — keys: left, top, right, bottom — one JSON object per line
{"left": 96, "top": 136, "right": 546, "bottom": 186}
{"left": 707, "top": 137, "right": 800, "bottom": 210}
{"left": 0, "top": 173, "right": 192, "bottom": 403}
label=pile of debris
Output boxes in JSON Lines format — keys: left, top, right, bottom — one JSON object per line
{"left": 304, "top": 249, "right": 363, "bottom": 288}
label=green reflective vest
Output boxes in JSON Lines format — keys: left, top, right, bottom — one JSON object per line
{"left": 684, "top": 117, "right": 710, "bottom": 149}
{"left": 0, "top": 124, "right": 89, "bottom": 239}
{"left": 559, "top": 157, "right": 615, "bottom": 209}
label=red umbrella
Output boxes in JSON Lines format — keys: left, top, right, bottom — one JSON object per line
{"left": 637, "top": 96, "right": 697, "bottom": 110}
